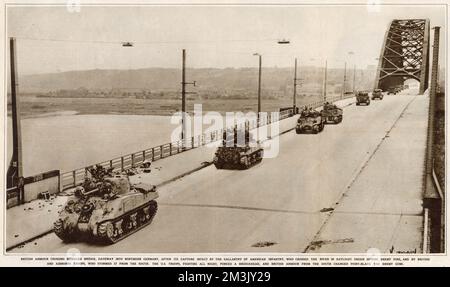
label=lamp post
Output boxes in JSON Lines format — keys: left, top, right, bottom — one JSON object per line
{"left": 293, "top": 58, "right": 302, "bottom": 114}
{"left": 181, "top": 49, "right": 196, "bottom": 148}
{"left": 342, "top": 61, "right": 347, "bottom": 99}
{"left": 7, "top": 37, "right": 24, "bottom": 204}
{"left": 253, "top": 53, "right": 262, "bottom": 126}
{"left": 323, "top": 59, "right": 328, "bottom": 102}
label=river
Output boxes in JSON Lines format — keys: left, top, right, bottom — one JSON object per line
{"left": 6, "top": 114, "right": 185, "bottom": 176}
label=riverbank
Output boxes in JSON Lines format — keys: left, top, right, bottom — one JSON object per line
{"left": 9, "top": 95, "right": 323, "bottom": 119}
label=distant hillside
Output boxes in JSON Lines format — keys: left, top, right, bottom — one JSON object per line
{"left": 18, "top": 66, "right": 376, "bottom": 95}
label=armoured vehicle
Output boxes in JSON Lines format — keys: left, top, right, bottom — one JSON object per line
{"left": 213, "top": 124, "right": 263, "bottom": 170}
{"left": 296, "top": 108, "right": 325, "bottom": 134}
{"left": 387, "top": 86, "right": 402, "bottom": 95}
{"left": 54, "top": 165, "right": 158, "bottom": 244}
{"left": 321, "top": 102, "right": 343, "bottom": 124}
{"left": 356, "top": 91, "right": 370, "bottom": 106}
{"left": 372, "top": 89, "right": 384, "bottom": 100}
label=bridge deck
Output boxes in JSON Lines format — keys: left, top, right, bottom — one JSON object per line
{"left": 9, "top": 92, "right": 428, "bottom": 253}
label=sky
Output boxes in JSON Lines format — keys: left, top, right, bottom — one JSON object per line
{"left": 6, "top": 4, "right": 446, "bottom": 75}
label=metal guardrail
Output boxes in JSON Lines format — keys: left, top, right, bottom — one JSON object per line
{"left": 432, "top": 165, "right": 445, "bottom": 253}
{"left": 59, "top": 95, "right": 351, "bottom": 191}
{"left": 423, "top": 208, "right": 430, "bottom": 253}
{"left": 422, "top": 167, "right": 444, "bottom": 254}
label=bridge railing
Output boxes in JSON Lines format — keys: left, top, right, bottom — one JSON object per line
{"left": 59, "top": 94, "right": 354, "bottom": 191}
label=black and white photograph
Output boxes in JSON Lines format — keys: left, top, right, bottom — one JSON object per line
{"left": 0, "top": 0, "right": 448, "bottom": 267}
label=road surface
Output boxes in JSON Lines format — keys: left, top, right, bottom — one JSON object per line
{"left": 10, "top": 92, "right": 428, "bottom": 254}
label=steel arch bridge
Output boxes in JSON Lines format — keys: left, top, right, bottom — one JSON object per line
{"left": 374, "top": 19, "right": 430, "bottom": 94}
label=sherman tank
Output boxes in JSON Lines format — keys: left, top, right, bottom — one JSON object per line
{"left": 213, "top": 124, "right": 264, "bottom": 170}
{"left": 321, "top": 102, "right": 343, "bottom": 124}
{"left": 296, "top": 108, "right": 325, "bottom": 134}
{"left": 54, "top": 165, "right": 158, "bottom": 244}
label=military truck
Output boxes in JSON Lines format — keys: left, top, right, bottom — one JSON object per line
{"left": 321, "top": 102, "right": 343, "bottom": 124}
{"left": 213, "top": 124, "right": 263, "bottom": 170}
{"left": 372, "top": 89, "right": 384, "bottom": 100}
{"left": 54, "top": 165, "right": 158, "bottom": 244}
{"left": 356, "top": 91, "right": 371, "bottom": 106}
{"left": 296, "top": 108, "right": 325, "bottom": 134}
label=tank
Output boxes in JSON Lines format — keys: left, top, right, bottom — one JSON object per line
{"left": 321, "top": 102, "right": 343, "bottom": 124}
{"left": 296, "top": 108, "right": 325, "bottom": 134}
{"left": 372, "top": 89, "right": 384, "bottom": 100}
{"left": 356, "top": 91, "right": 370, "bottom": 106}
{"left": 387, "top": 86, "right": 402, "bottom": 95}
{"left": 213, "top": 124, "right": 264, "bottom": 170}
{"left": 54, "top": 165, "right": 158, "bottom": 244}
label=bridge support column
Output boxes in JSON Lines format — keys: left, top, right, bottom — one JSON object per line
{"left": 423, "top": 26, "right": 443, "bottom": 253}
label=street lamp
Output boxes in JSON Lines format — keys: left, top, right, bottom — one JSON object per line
{"left": 7, "top": 37, "right": 24, "bottom": 203}
{"left": 347, "top": 52, "right": 357, "bottom": 93}
{"left": 323, "top": 59, "right": 328, "bottom": 102}
{"left": 342, "top": 61, "right": 347, "bottom": 99}
{"left": 293, "top": 58, "right": 302, "bottom": 114}
{"left": 253, "top": 53, "right": 262, "bottom": 126}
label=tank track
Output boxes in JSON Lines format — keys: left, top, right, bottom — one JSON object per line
{"left": 329, "top": 115, "right": 342, "bottom": 124}
{"left": 296, "top": 123, "right": 324, "bottom": 134}
{"left": 239, "top": 150, "right": 263, "bottom": 169}
{"left": 54, "top": 218, "right": 77, "bottom": 242}
{"left": 97, "top": 200, "right": 158, "bottom": 244}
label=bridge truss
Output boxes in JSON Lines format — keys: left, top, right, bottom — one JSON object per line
{"left": 375, "top": 19, "right": 430, "bottom": 94}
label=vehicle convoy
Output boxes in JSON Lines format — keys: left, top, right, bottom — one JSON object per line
{"left": 296, "top": 107, "right": 325, "bottom": 134}
{"left": 54, "top": 165, "right": 158, "bottom": 244}
{"left": 356, "top": 91, "right": 371, "bottom": 106}
{"left": 321, "top": 102, "right": 343, "bottom": 124}
{"left": 213, "top": 124, "right": 263, "bottom": 170}
{"left": 372, "top": 89, "right": 384, "bottom": 100}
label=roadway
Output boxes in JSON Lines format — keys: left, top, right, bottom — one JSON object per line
{"left": 10, "top": 91, "right": 428, "bottom": 254}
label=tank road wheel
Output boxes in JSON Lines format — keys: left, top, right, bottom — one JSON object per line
{"left": 125, "top": 216, "right": 134, "bottom": 231}
{"left": 98, "top": 221, "right": 116, "bottom": 244}
{"left": 130, "top": 212, "right": 138, "bottom": 229}
{"left": 241, "top": 156, "right": 250, "bottom": 170}
{"left": 140, "top": 207, "right": 149, "bottom": 223}
{"left": 54, "top": 218, "right": 75, "bottom": 242}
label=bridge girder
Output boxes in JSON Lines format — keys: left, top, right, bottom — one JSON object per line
{"left": 375, "top": 19, "right": 430, "bottom": 94}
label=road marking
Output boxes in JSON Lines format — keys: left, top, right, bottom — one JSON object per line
{"left": 159, "top": 202, "right": 318, "bottom": 214}
{"left": 159, "top": 203, "right": 422, "bottom": 217}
